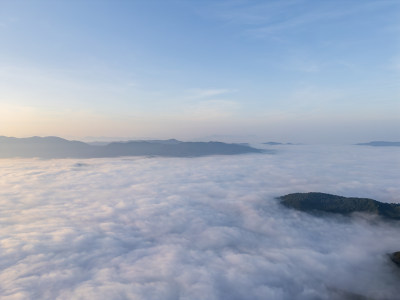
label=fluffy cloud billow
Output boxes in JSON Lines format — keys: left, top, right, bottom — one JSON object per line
{"left": 0, "top": 145, "right": 399, "bottom": 299}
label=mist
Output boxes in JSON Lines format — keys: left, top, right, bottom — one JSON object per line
{"left": 1, "top": 145, "right": 399, "bottom": 299}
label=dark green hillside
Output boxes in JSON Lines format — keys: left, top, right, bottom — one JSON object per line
{"left": 391, "top": 252, "right": 400, "bottom": 267}
{"left": 279, "top": 192, "right": 400, "bottom": 220}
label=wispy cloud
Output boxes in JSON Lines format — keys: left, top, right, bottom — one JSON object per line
{"left": 181, "top": 89, "right": 239, "bottom": 119}
{"left": 186, "top": 88, "right": 236, "bottom": 99}
{"left": 205, "top": 0, "right": 400, "bottom": 38}
{"left": 0, "top": 16, "right": 19, "bottom": 29}
{"left": 184, "top": 99, "right": 240, "bottom": 119}
{"left": 390, "top": 56, "right": 400, "bottom": 72}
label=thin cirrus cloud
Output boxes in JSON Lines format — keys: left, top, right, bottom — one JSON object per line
{"left": 186, "top": 88, "right": 235, "bottom": 99}
{"left": 1, "top": 145, "right": 399, "bottom": 299}
{"left": 180, "top": 88, "right": 240, "bottom": 119}
{"left": 183, "top": 99, "right": 241, "bottom": 120}
{"left": 208, "top": 0, "right": 398, "bottom": 37}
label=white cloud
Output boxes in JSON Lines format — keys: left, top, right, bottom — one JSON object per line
{"left": 0, "top": 145, "right": 400, "bottom": 299}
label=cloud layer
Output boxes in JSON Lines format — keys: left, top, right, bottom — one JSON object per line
{"left": 0, "top": 145, "right": 399, "bottom": 299}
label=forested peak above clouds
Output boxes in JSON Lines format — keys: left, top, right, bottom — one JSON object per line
{"left": 279, "top": 192, "right": 400, "bottom": 220}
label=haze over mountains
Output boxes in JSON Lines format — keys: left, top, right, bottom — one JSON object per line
{"left": 263, "top": 142, "right": 295, "bottom": 145}
{"left": 356, "top": 141, "right": 400, "bottom": 147}
{"left": 2, "top": 136, "right": 399, "bottom": 159}
{"left": 0, "top": 136, "right": 263, "bottom": 159}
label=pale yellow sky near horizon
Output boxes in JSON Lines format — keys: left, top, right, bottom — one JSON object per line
{"left": 1, "top": 102, "right": 398, "bottom": 144}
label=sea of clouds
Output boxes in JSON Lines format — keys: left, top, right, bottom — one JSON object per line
{"left": 0, "top": 145, "right": 399, "bottom": 300}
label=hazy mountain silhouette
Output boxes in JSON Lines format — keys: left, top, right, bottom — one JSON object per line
{"left": 356, "top": 141, "right": 400, "bottom": 147}
{"left": 279, "top": 192, "right": 400, "bottom": 220}
{"left": 0, "top": 136, "right": 264, "bottom": 159}
{"left": 87, "top": 139, "right": 181, "bottom": 146}
{"left": 263, "top": 142, "right": 295, "bottom": 145}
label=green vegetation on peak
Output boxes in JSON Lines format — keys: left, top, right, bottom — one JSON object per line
{"left": 279, "top": 192, "right": 400, "bottom": 220}
{"left": 390, "top": 252, "right": 400, "bottom": 267}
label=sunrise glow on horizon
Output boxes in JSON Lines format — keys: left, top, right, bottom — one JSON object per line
{"left": 1, "top": 0, "right": 399, "bottom": 143}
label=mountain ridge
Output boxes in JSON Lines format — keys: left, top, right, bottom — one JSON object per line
{"left": 279, "top": 192, "right": 400, "bottom": 220}
{"left": 356, "top": 141, "right": 400, "bottom": 147}
{"left": 0, "top": 136, "right": 264, "bottom": 158}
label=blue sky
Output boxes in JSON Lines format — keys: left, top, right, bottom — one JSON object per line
{"left": 0, "top": 0, "right": 399, "bottom": 143}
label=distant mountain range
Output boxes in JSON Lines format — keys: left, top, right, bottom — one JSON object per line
{"left": 262, "top": 142, "right": 295, "bottom": 145}
{"left": 0, "top": 136, "right": 263, "bottom": 159}
{"left": 356, "top": 141, "right": 400, "bottom": 147}
{"left": 279, "top": 192, "right": 400, "bottom": 220}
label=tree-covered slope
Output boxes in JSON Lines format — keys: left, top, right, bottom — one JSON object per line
{"left": 279, "top": 192, "right": 400, "bottom": 220}
{"left": 391, "top": 252, "right": 400, "bottom": 267}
